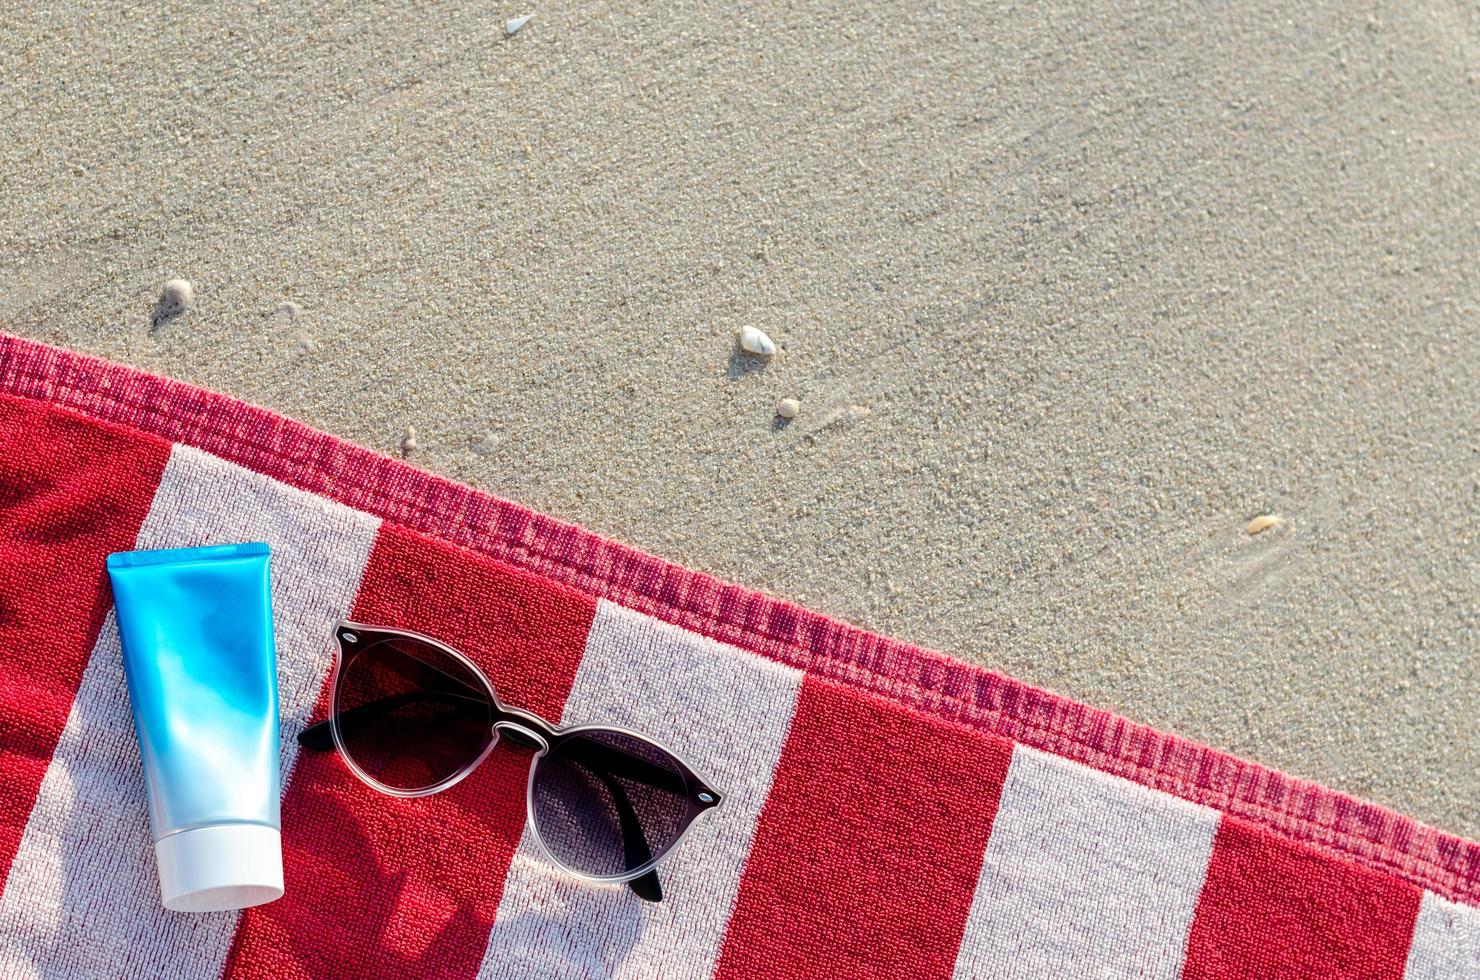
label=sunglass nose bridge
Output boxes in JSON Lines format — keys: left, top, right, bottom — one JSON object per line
{"left": 494, "top": 720, "right": 549, "bottom": 753}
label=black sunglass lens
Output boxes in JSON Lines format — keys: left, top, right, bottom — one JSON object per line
{"left": 334, "top": 636, "right": 494, "bottom": 792}
{"left": 530, "top": 730, "right": 697, "bottom": 879}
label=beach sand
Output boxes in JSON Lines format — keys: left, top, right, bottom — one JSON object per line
{"left": 3, "top": 1, "right": 1476, "bottom": 836}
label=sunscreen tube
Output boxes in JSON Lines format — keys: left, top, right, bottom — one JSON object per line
{"left": 106, "top": 542, "right": 284, "bottom": 913}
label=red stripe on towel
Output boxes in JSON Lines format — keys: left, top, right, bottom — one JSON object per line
{"left": 715, "top": 677, "right": 1014, "bottom": 979}
{"left": 1181, "top": 815, "right": 1422, "bottom": 980}
{"left": 223, "top": 523, "right": 596, "bottom": 980}
{"left": 0, "top": 395, "right": 168, "bottom": 890}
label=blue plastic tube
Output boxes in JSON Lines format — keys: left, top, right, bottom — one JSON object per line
{"left": 106, "top": 542, "right": 285, "bottom": 913}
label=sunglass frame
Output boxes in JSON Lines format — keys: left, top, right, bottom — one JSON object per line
{"left": 323, "top": 621, "right": 724, "bottom": 886}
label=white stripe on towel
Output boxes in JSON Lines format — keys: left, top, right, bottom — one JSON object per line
{"left": 0, "top": 445, "right": 379, "bottom": 980}
{"left": 1404, "top": 890, "right": 1480, "bottom": 980}
{"left": 952, "top": 744, "right": 1220, "bottom": 980}
{"left": 476, "top": 600, "right": 803, "bottom": 980}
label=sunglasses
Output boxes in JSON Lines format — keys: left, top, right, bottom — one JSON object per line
{"left": 296, "top": 622, "right": 724, "bottom": 903}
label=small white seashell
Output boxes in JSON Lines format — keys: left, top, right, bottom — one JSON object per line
{"left": 157, "top": 278, "right": 195, "bottom": 314}
{"left": 472, "top": 432, "right": 499, "bottom": 455}
{"left": 505, "top": 14, "right": 532, "bottom": 35}
{"left": 1246, "top": 514, "right": 1282, "bottom": 535}
{"left": 160, "top": 278, "right": 194, "bottom": 308}
{"left": 776, "top": 398, "right": 800, "bottom": 419}
{"left": 739, "top": 327, "right": 776, "bottom": 356}
{"left": 400, "top": 425, "right": 418, "bottom": 455}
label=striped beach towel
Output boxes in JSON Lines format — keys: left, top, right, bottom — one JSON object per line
{"left": 0, "top": 333, "right": 1475, "bottom": 979}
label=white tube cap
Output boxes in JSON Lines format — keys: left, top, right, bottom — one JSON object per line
{"left": 154, "top": 824, "right": 284, "bottom": 913}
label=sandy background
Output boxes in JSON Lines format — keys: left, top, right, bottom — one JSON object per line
{"left": 3, "top": 1, "right": 1476, "bottom": 836}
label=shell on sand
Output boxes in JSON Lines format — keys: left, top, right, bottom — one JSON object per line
{"left": 739, "top": 327, "right": 776, "bottom": 356}
{"left": 1246, "top": 514, "right": 1282, "bottom": 535}
{"left": 158, "top": 279, "right": 195, "bottom": 312}
{"left": 777, "top": 397, "right": 800, "bottom": 419}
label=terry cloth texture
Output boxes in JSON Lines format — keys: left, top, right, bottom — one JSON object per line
{"left": 0, "top": 333, "right": 1476, "bottom": 979}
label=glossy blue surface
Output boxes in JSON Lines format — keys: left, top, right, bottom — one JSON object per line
{"left": 106, "top": 543, "right": 280, "bottom": 840}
